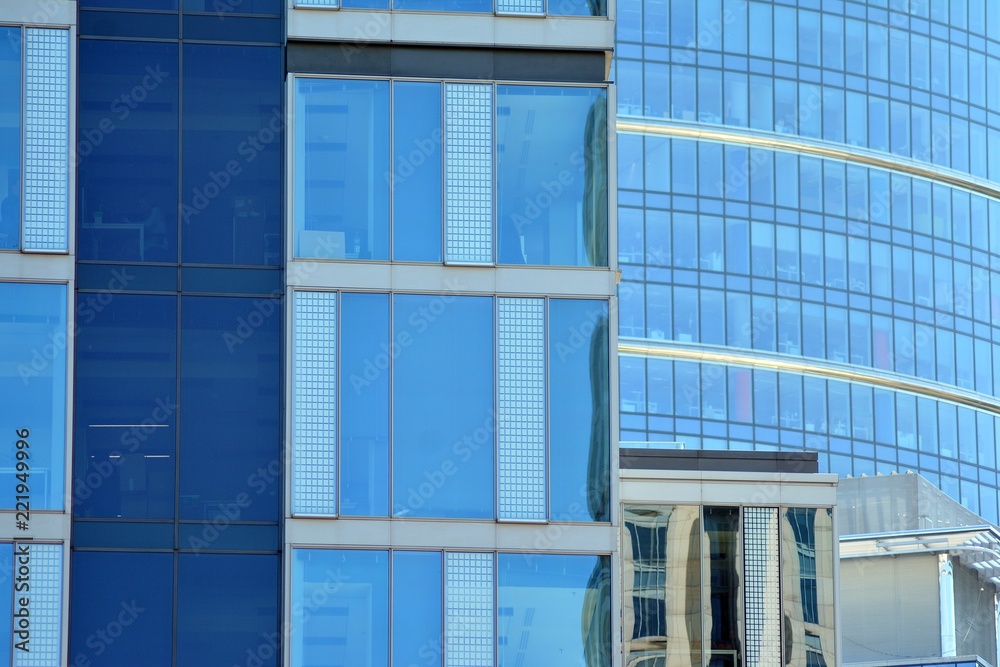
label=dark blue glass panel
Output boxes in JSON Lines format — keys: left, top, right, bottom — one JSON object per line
{"left": 183, "top": 0, "right": 281, "bottom": 13}
{"left": 393, "top": 0, "right": 490, "bottom": 12}
{"left": 497, "top": 86, "right": 608, "bottom": 267}
{"left": 340, "top": 293, "right": 390, "bottom": 517}
{"left": 70, "top": 552, "right": 173, "bottom": 667}
{"left": 392, "top": 295, "right": 493, "bottom": 519}
{"left": 81, "top": 0, "right": 177, "bottom": 7}
{"left": 392, "top": 82, "right": 442, "bottom": 263}
{"left": 177, "top": 554, "right": 279, "bottom": 667}
{"left": 182, "top": 45, "right": 281, "bottom": 265}
{"left": 79, "top": 10, "right": 180, "bottom": 38}
{"left": 179, "top": 296, "right": 280, "bottom": 521}
{"left": 0, "top": 29, "right": 20, "bottom": 250}
{"left": 74, "top": 294, "right": 176, "bottom": 519}
{"left": 291, "top": 549, "right": 389, "bottom": 667}
{"left": 0, "top": 543, "right": 10, "bottom": 667}
{"left": 392, "top": 551, "right": 442, "bottom": 667}
{"left": 549, "top": 299, "right": 610, "bottom": 522}
{"left": 78, "top": 41, "right": 178, "bottom": 262}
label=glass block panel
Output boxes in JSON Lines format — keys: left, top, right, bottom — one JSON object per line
{"left": 296, "top": 0, "right": 338, "bottom": 5}
{"left": 743, "top": 507, "right": 781, "bottom": 667}
{"left": 293, "top": 292, "right": 337, "bottom": 515}
{"left": 12, "top": 543, "right": 62, "bottom": 667}
{"left": 497, "top": 0, "right": 543, "bottom": 14}
{"left": 22, "top": 29, "right": 69, "bottom": 253}
{"left": 445, "top": 552, "right": 494, "bottom": 667}
{"left": 445, "top": 83, "right": 493, "bottom": 265}
{"left": 498, "top": 297, "right": 546, "bottom": 521}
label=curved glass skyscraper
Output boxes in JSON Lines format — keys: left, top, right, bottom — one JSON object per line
{"left": 615, "top": 0, "right": 1000, "bottom": 523}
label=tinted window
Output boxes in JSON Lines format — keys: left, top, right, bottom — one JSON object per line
{"left": 392, "top": 551, "right": 442, "bottom": 667}
{"left": 392, "top": 82, "right": 442, "bottom": 263}
{"left": 0, "top": 29, "right": 20, "bottom": 250}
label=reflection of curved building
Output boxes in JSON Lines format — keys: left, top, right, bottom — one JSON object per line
{"left": 616, "top": 0, "right": 1000, "bottom": 522}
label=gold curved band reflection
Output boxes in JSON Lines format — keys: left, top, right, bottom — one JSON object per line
{"left": 619, "top": 337, "right": 1000, "bottom": 417}
{"left": 616, "top": 118, "right": 1000, "bottom": 201}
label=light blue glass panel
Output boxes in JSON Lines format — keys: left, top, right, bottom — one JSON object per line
{"left": 498, "top": 298, "right": 545, "bottom": 521}
{"left": 497, "top": 553, "right": 610, "bottom": 666}
{"left": 294, "top": 78, "right": 389, "bottom": 260}
{"left": 0, "top": 283, "right": 66, "bottom": 510}
{"left": 497, "top": 0, "right": 542, "bottom": 14}
{"left": 392, "top": 82, "right": 442, "bottom": 263}
{"left": 0, "top": 543, "right": 10, "bottom": 667}
{"left": 12, "top": 543, "right": 62, "bottom": 667}
{"left": 445, "top": 552, "right": 493, "bottom": 667}
{"left": 292, "top": 291, "right": 337, "bottom": 515}
{"left": 0, "top": 28, "right": 19, "bottom": 251}
{"left": 392, "top": 552, "right": 442, "bottom": 667}
{"left": 22, "top": 29, "right": 69, "bottom": 253}
{"left": 392, "top": 295, "right": 494, "bottom": 519}
{"left": 445, "top": 84, "right": 492, "bottom": 264}
{"left": 291, "top": 549, "right": 389, "bottom": 667}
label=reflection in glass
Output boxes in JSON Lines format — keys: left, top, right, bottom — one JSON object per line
{"left": 782, "top": 508, "right": 835, "bottom": 667}
{"left": 705, "top": 506, "right": 742, "bottom": 667}
{"left": 0, "top": 29, "right": 19, "bottom": 250}
{"left": 392, "top": 552, "right": 441, "bottom": 667}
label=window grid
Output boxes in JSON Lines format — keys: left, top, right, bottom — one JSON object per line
{"left": 292, "top": 292, "right": 338, "bottom": 515}
{"left": 296, "top": 0, "right": 338, "bottom": 5}
{"left": 498, "top": 298, "right": 546, "bottom": 521}
{"left": 497, "top": 0, "right": 543, "bottom": 15}
{"left": 12, "top": 543, "right": 62, "bottom": 667}
{"left": 445, "top": 552, "right": 495, "bottom": 667}
{"left": 22, "top": 29, "right": 69, "bottom": 253}
{"left": 445, "top": 83, "right": 493, "bottom": 265}
{"left": 743, "top": 507, "right": 781, "bottom": 667}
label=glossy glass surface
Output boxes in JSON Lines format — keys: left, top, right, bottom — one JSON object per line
{"left": 0, "top": 544, "right": 10, "bottom": 667}
{"left": 781, "top": 507, "right": 836, "bottom": 666}
{"left": 497, "top": 86, "right": 608, "bottom": 267}
{"left": 392, "top": 294, "right": 494, "bottom": 519}
{"left": 70, "top": 552, "right": 173, "bottom": 667}
{"left": 704, "top": 506, "right": 741, "bottom": 665}
{"left": 291, "top": 549, "right": 389, "bottom": 667}
{"left": 392, "top": 551, "right": 442, "bottom": 667}
{"left": 0, "top": 29, "right": 19, "bottom": 250}
{"left": 0, "top": 283, "right": 66, "bottom": 511}
{"left": 74, "top": 294, "right": 177, "bottom": 519}
{"left": 392, "top": 0, "right": 490, "bottom": 13}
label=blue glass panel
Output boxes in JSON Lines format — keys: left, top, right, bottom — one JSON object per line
{"left": 180, "top": 296, "right": 280, "bottom": 521}
{"left": 81, "top": 0, "right": 177, "bottom": 7}
{"left": 74, "top": 294, "right": 176, "bottom": 519}
{"left": 70, "top": 552, "right": 173, "bottom": 667}
{"left": 392, "top": 551, "right": 442, "bottom": 667}
{"left": 177, "top": 554, "right": 279, "bottom": 667}
{"left": 182, "top": 45, "right": 281, "bottom": 266}
{"left": 549, "top": 299, "right": 610, "bottom": 522}
{"left": 341, "top": 293, "right": 390, "bottom": 517}
{"left": 0, "top": 283, "right": 66, "bottom": 511}
{"left": 0, "top": 29, "right": 20, "bottom": 250}
{"left": 78, "top": 40, "right": 178, "bottom": 262}
{"left": 0, "top": 543, "right": 10, "bottom": 667}
{"left": 393, "top": 0, "right": 490, "bottom": 13}
{"left": 392, "top": 295, "right": 493, "bottom": 519}
{"left": 291, "top": 549, "right": 389, "bottom": 667}
{"left": 295, "top": 78, "right": 389, "bottom": 260}
{"left": 550, "top": 0, "right": 606, "bottom": 16}
{"left": 497, "top": 86, "right": 608, "bottom": 267}
{"left": 392, "top": 82, "right": 442, "bottom": 263}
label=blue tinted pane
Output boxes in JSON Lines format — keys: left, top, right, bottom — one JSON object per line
{"left": 549, "top": 299, "right": 610, "bottom": 522}
{"left": 177, "top": 554, "right": 279, "bottom": 667}
{"left": 70, "top": 552, "right": 173, "bottom": 667}
{"left": 341, "top": 293, "right": 390, "bottom": 517}
{"left": 393, "top": 0, "right": 490, "bottom": 12}
{"left": 392, "top": 295, "right": 494, "bottom": 519}
{"left": 180, "top": 297, "right": 280, "bottom": 520}
{"left": 74, "top": 294, "right": 176, "bottom": 519}
{"left": 550, "top": 0, "right": 606, "bottom": 16}
{"left": 498, "top": 554, "right": 610, "bottom": 664}
{"left": 81, "top": 0, "right": 177, "bottom": 7}
{"left": 295, "top": 78, "right": 389, "bottom": 260}
{"left": 392, "top": 82, "right": 442, "bottom": 263}
{"left": 343, "top": 0, "right": 390, "bottom": 8}
{"left": 0, "top": 283, "right": 66, "bottom": 510}
{"left": 392, "top": 551, "right": 441, "bottom": 667}
{"left": 182, "top": 45, "right": 281, "bottom": 266}
{"left": 0, "top": 543, "right": 10, "bottom": 667}
{"left": 291, "top": 549, "right": 389, "bottom": 667}
{"left": 78, "top": 41, "right": 178, "bottom": 262}
{"left": 497, "top": 86, "right": 608, "bottom": 267}
{"left": 0, "top": 29, "right": 19, "bottom": 250}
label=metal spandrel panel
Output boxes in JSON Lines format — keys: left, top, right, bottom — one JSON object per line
{"left": 445, "top": 83, "right": 493, "bottom": 265}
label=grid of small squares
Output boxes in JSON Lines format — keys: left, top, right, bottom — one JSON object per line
{"left": 743, "top": 507, "right": 782, "bottom": 667}
{"left": 445, "top": 84, "right": 493, "bottom": 265}
{"left": 497, "top": 0, "right": 543, "bottom": 14}
{"left": 498, "top": 298, "right": 546, "bottom": 521}
{"left": 292, "top": 292, "right": 337, "bottom": 515}
{"left": 445, "top": 552, "right": 494, "bottom": 667}
{"left": 23, "top": 29, "right": 69, "bottom": 253}
{"left": 296, "top": 0, "right": 338, "bottom": 6}
{"left": 12, "top": 543, "right": 62, "bottom": 667}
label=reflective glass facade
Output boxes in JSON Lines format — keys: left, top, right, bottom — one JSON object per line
{"left": 617, "top": 0, "right": 1000, "bottom": 523}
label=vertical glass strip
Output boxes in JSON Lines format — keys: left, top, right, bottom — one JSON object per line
{"left": 498, "top": 297, "right": 546, "bottom": 521}
{"left": 445, "top": 83, "right": 493, "bottom": 264}
{"left": 445, "top": 552, "right": 494, "bottom": 667}
{"left": 743, "top": 507, "right": 781, "bottom": 667}
{"left": 12, "top": 543, "right": 62, "bottom": 667}
{"left": 22, "top": 29, "right": 68, "bottom": 253}
{"left": 292, "top": 292, "right": 337, "bottom": 515}
{"left": 781, "top": 508, "right": 836, "bottom": 666}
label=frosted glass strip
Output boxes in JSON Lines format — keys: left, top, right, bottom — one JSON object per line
{"left": 445, "top": 552, "right": 494, "bottom": 667}
{"left": 744, "top": 507, "right": 781, "bottom": 667}
{"left": 12, "top": 543, "right": 62, "bottom": 667}
{"left": 296, "top": 0, "right": 338, "bottom": 5}
{"left": 497, "top": 0, "right": 544, "bottom": 14}
{"left": 23, "top": 29, "right": 69, "bottom": 253}
{"left": 498, "top": 297, "right": 546, "bottom": 521}
{"left": 292, "top": 292, "right": 338, "bottom": 515}
{"left": 445, "top": 83, "right": 493, "bottom": 265}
